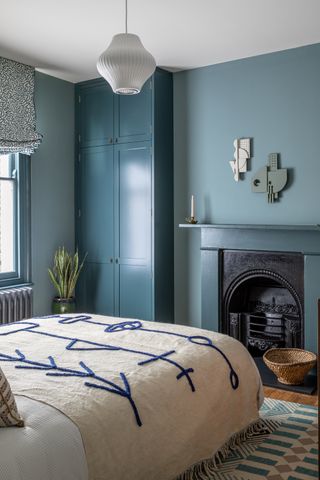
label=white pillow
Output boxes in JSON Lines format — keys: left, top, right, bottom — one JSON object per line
{"left": 0, "top": 366, "right": 24, "bottom": 427}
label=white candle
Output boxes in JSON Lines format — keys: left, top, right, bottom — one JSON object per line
{"left": 191, "top": 195, "right": 195, "bottom": 218}
{"left": 235, "top": 138, "right": 240, "bottom": 182}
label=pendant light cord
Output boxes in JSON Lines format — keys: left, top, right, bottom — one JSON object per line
{"left": 125, "top": 0, "right": 128, "bottom": 33}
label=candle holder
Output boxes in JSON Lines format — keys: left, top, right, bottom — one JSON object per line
{"left": 185, "top": 216, "right": 198, "bottom": 224}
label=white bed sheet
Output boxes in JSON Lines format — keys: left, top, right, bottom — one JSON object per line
{"left": 0, "top": 395, "right": 88, "bottom": 480}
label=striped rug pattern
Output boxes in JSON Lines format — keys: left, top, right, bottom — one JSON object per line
{"left": 213, "top": 398, "right": 318, "bottom": 479}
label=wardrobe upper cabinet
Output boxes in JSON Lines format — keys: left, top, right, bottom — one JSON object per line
{"left": 78, "top": 78, "right": 152, "bottom": 147}
{"left": 114, "top": 82, "right": 152, "bottom": 144}
{"left": 78, "top": 81, "right": 114, "bottom": 148}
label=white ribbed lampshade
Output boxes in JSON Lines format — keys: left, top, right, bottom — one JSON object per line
{"left": 97, "top": 33, "right": 156, "bottom": 95}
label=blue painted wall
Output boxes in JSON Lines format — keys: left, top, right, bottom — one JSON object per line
{"left": 173, "top": 44, "right": 320, "bottom": 327}
{"left": 31, "top": 72, "right": 75, "bottom": 315}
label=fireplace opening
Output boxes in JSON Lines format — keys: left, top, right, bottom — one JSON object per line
{"left": 219, "top": 250, "right": 316, "bottom": 392}
{"left": 225, "top": 272, "right": 303, "bottom": 358}
{"left": 221, "top": 250, "right": 304, "bottom": 355}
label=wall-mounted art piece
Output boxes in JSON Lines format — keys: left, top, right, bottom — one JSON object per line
{"left": 229, "top": 138, "right": 251, "bottom": 182}
{"left": 252, "top": 153, "right": 288, "bottom": 203}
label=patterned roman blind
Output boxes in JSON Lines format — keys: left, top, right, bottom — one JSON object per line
{"left": 0, "top": 57, "right": 42, "bottom": 155}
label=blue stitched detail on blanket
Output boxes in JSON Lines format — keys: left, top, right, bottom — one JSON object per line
{"left": 0, "top": 315, "right": 240, "bottom": 426}
{"left": 105, "top": 321, "right": 143, "bottom": 332}
{"left": 0, "top": 321, "right": 40, "bottom": 335}
{"left": 0, "top": 348, "right": 142, "bottom": 426}
{"left": 56, "top": 315, "right": 239, "bottom": 390}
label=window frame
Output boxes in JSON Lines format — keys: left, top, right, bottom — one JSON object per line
{"left": 0, "top": 154, "right": 31, "bottom": 288}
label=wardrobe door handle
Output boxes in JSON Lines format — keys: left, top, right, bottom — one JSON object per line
{"left": 115, "top": 138, "right": 118, "bottom": 143}
{"left": 110, "top": 258, "right": 113, "bottom": 263}
{"left": 109, "top": 138, "right": 113, "bottom": 144}
{"left": 115, "top": 258, "right": 119, "bottom": 264}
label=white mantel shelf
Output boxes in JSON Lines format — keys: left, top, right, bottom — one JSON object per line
{"left": 179, "top": 224, "right": 320, "bottom": 231}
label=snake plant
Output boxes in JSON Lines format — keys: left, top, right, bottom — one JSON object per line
{"left": 48, "top": 247, "right": 87, "bottom": 299}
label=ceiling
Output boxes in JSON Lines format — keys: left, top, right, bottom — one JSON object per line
{"left": 0, "top": 0, "right": 319, "bottom": 83}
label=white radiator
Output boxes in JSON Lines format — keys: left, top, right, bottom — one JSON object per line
{"left": 0, "top": 287, "right": 33, "bottom": 324}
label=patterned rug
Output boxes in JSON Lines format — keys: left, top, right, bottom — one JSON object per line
{"left": 212, "top": 398, "right": 318, "bottom": 479}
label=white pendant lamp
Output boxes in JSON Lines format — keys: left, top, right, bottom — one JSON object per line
{"left": 97, "top": 0, "right": 156, "bottom": 95}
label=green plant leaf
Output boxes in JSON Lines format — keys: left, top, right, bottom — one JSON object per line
{"left": 67, "top": 251, "right": 87, "bottom": 298}
{"left": 48, "top": 268, "right": 62, "bottom": 297}
{"left": 48, "top": 247, "right": 87, "bottom": 299}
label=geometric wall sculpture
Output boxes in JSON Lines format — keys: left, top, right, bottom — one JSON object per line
{"left": 252, "top": 153, "right": 288, "bottom": 203}
{"left": 229, "top": 138, "right": 251, "bottom": 182}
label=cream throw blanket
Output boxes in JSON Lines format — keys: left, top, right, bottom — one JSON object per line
{"left": 0, "top": 314, "right": 263, "bottom": 480}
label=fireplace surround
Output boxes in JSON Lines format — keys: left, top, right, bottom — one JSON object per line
{"left": 180, "top": 223, "right": 320, "bottom": 355}
{"left": 180, "top": 223, "right": 320, "bottom": 391}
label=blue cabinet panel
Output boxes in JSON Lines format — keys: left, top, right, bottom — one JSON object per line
{"left": 114, "top": 81, "right": 152, "bottom": 143}
{"left": 115, "top": 142, "right": 152, "bottom": 261}
{"left": 119, "top": 265, "right": 152, "bottom": 320}
{"left": 79, "top": 82, "right": 114, "bottom": 148}
{"left": 79, "top": 145, "right": 114, "bottom": 263}
{"left": 114, "top": 142, "right": 152, "bottom": 320}
{"left": 78, "top": 262, "right": 114, "bottom": 315}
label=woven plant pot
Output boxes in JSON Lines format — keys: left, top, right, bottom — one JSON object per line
{"left": 263, "top": 348, "right": 317, "bottom": 385}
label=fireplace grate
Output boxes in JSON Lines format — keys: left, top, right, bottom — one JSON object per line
{"left": 229, "top": 310, "right": 301, "bottom": 354}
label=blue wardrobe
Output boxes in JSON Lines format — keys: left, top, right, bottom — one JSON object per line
{"left": 75, "top": 69, "right": 173, "bottom": 323}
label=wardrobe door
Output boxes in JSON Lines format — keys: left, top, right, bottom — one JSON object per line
{"left": 77, "top": 145, "right": 115, "bottom": 315}
{"left": 114, "top": 142, "right": 153, "bottom": 320}
{"left": 79, "top": 82, "right": 114, "bottom": 148}
{"left": 78, "top": 263, "right": 114, "bottom": 315}
{"left": 114, "top": 81, "right": 152, "bottom": 144}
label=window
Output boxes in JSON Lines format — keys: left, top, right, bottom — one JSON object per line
{"left": 0, "top": 154, "right": 31, "bottom": 287}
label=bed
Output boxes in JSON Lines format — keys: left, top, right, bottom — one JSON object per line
{"left": 0, "top": 314, "right": 264, "bottom": 480}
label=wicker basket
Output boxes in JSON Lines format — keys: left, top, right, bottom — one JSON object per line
{"left": 263, "top": 348, "right": 317, "bottom": 385}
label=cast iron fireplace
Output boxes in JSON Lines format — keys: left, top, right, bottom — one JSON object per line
{"left": 194, "top": 223, "right": 319, "bottom": 394}
{"left": 221, "top": 250, "right": 304, "bottom": 357}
